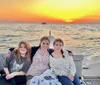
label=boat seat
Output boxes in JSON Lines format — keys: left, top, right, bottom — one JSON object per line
{"left": 73, "top": 55, "right": 84, "bottom": 79}
{"left": 0, "top": 53, "right": 7, "bottom": 75}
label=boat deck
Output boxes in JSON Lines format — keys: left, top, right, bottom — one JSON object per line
{"left": 82, "top": 61, "right": 100, "bottom": 85}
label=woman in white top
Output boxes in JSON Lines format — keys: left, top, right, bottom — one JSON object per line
{"left": 50, "top": 38, "right": 81, "bottom": 85}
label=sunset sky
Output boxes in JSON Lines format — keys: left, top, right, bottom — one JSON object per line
{"left": 0, "top": 0, "right": 100, "bottom": 23}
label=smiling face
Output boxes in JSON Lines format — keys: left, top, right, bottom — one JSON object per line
{"left": 40, "top": 40, "right": 50, "bottom": 51}
{"left": 54, "top": 41, "right": 63, "bottom": 51}
{"left": 19, "top": 43, "right": 27, "bottom": 55}
{"left": 39, "top": 36, "right": 50, "bottom": 51}
{"left": 53, "top": 38, "right": 64, "bottom": 52}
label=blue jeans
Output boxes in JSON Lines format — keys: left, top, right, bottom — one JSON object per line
{"left": 57, "top": 74, "right": 81, "bottom": 85}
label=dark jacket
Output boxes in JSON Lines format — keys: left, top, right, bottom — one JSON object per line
{"left": 9, "top": 46, "right": 40, "bottom": 63}
{"left": 30, "top": 46, "right": 54, "bottom": 62}
{"left": 30, "top": 46, "right": 40, "bottom": 61}
{"left": 9, "top": 46, "right": 72, "bottom": 63}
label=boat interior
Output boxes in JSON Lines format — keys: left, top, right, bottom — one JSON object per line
{"left": 0, "top": 34, "right": 100, "bottom": 85}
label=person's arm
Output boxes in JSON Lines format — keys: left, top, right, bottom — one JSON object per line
{"left": 64, "top": 50, "right": 76, "bottom": 76}
{"left": 7, "top": 48, "right": 15, "bottom": 56}
{"left": 69, "top": 56, "right": 76, "bottom": 76}
{"left": 67, "top": 50, "right": 73, "bottom": 56}
{"left": 5, "top": 71, "right": 25, "bottom": 80}
{"left": 10, "top": 71, "right": 25, "bottom": 76}
{"left": 64, "top": 51, "right": 75, "bottom": 81}
{"left": 67, "top": 57, "right": 76, "bottom": 81}
{"left": 3, "top": 57, "right": 10, "bottom": 75}
{"left": 3, "top": 68, "right": 10, "bottom": 75}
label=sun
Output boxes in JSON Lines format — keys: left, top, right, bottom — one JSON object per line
{"left": 65, "top": 19, "right": 74, "bottom": 23}
{"left": 25, "top": 0, "right": 100, "bottom": 22}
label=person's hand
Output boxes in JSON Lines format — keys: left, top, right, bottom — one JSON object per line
{"left": 68, "top": 52, "right": 73, "bottom": 56}
{"left": 6, "top": 73, "right": 15, "bottom": 80}
{"left": 7, "top": 50, "right": 11, "bottom": 57}
{"left": 67, "top": 73, "right": 74, "bottom": 81}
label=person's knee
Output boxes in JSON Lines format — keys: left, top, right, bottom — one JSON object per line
{"left": 58, "top": 76, "right": 74, "bottom": 85}
{"left": 73, "top": 75, "right": 81, "bottom": 85}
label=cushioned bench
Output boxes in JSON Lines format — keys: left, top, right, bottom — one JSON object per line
{"left": 0, "top": 53, "right": 7, "bottom": 75}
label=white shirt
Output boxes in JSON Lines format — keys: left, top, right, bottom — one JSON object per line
{"left": 50, "top": 51, "right": 76, "bottom": 76}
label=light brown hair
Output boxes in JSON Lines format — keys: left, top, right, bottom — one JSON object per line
{"left": 14, "top": 41, "right": 31, "bottom": 61}
{"left": 53, "top": 38, "right": 64, "bottom": 58}
{"left": 53, "top": 38, "right": 64, "bottom": 46}
{"left": 39, "top": 36, "right": 50, "bottom": 46}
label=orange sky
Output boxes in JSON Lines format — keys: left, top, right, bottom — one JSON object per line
{"left": 0, "top": 0, "right": 100, "bottom": 23}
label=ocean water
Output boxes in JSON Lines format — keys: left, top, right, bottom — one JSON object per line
{"left": 0, "top": 23, "right": 100, "bottom": 60}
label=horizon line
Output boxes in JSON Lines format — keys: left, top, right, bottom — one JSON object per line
{"left": 0, "top": 21, "right": 100, "bottom": 24}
